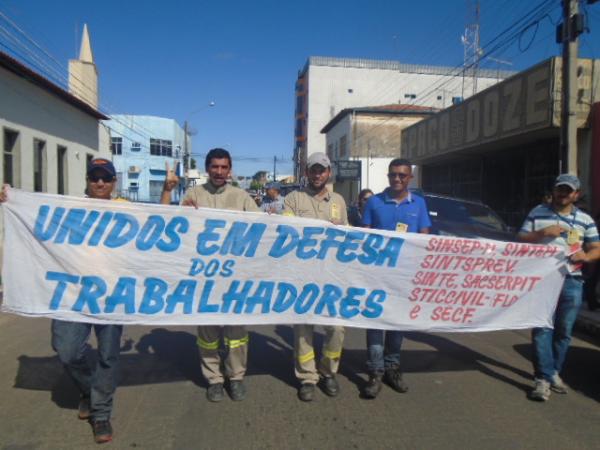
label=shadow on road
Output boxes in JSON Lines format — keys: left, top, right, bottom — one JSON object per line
{"left": 16, "top": 328, "right": 597, "bottom": 409}
{"left": 513, "top": 343, "right": 600, "bottom": 402}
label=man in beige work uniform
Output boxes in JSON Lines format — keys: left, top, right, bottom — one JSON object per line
{"left": 284, "top": 152, "right": 348, "bottom": 401}
{"left": 161, "top": 148, "right": 259, "bottom": 402}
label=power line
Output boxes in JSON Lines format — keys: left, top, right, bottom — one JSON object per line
{"left": 350, "top": 0, "right": 558, "bottom": 149}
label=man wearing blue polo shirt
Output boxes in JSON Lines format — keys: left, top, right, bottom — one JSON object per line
{"left": 361, "top": 158, "right": 431, "bottom": 399}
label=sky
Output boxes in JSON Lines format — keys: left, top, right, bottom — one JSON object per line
{"left": 1, "top": 0, "right": 599, "bottom": 176}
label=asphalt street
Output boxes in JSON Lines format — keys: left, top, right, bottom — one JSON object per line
{"left": 0, "top": 312, "right": 599, "bottom": 450}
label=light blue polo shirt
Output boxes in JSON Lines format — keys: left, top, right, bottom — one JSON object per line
{"left": 519, "top": 203, "right": 599, "bottom": 276}
{"left": 362, "top": 189, "right": 431, "bottom": 232}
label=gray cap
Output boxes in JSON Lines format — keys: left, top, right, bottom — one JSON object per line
{"left": 265, "top": 181, "right": 281, "bottom": 190}
{"left": 307, "top": 152, "right": 331, "bottom": 169}
{"left": 554, "top": 173, "right": 581, "bottom": 191}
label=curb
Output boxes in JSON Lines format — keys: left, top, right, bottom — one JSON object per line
{"left": 575, "top": 309, "right": 600, "bottom": 338}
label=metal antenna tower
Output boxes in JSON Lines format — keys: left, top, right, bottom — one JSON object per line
{"left": 461, "top": 0, "right": 481, "bottom": 97}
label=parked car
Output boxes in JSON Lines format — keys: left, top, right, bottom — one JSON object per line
{"left": 421, "top": 192, "right": 515, "bottom": 241}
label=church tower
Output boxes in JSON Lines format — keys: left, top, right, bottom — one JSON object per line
{"left": 68, "top": 24, "right": 98, "bottom": 109}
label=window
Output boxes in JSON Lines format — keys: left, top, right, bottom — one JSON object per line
{"left": 347, "top": 88, "right": 353, "bottom": 93}
{"left": 404, "top": 93, "right": 417, "bottom": 99}
{"left": 131, "top": 142, "right": 141, "bottom": 151}
{"left": 3, "top": 128, "right": 19, "bottom": 187}
{"left": 296, "top": 96, "right": 303, "bottom": 114}
{"left": 111, "top": 137, "right": 122, "bottom": 155}
{"left": 33, "top": 139, "right": 46, "bottom": 192}
{"left": 175, "top": 145, "right": 181, "bottom": 159}
{"left": 339, "top": 135, "right": 347, "bottom": 158}
{"left": 57, "top": 145, "right": 67, "bottom": 195}
{"left": 150, "top": 139, "right": 173, "bottom": 156}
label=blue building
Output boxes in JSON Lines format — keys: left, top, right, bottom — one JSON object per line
{"left": 107, "top": 115, "right": 188, "bottom": 203}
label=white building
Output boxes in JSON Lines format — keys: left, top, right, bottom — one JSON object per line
{"left": 0, "top": 25, "right": 110, "bottom": 196}
{"left": 294, "top": 56, "right": 514, "bottom": 180}
{"left": 0, "top": 26, "right": 111, "bottom": 270}
{"left": 321, "top": 104, "right": 437, "bottom": 202}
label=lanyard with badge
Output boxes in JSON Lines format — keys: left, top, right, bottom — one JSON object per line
{"left": 558, "top": 210, "right": 581, "bottom": 245}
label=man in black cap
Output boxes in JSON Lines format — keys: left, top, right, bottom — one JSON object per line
{"left": 518, "top": 173, "right": 600, "bottom": 402}
{"left": 1, "top": 159, "right": 123, "bottom": 443}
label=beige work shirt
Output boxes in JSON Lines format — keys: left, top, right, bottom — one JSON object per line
{"left": 284, "top": 188, "right": 348, "bottom": 225}
{"left": 182, "top": 182, "right": 260, "bottom": 212}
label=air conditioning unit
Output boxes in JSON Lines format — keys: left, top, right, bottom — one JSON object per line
{"left": 128, "top": 166, "right": 141, "bottom": 173}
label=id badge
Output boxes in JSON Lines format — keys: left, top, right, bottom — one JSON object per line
{"left": 331, "top": 203, "right": 341, "bottom": 220}
{"left": 567, "top": 228, "right": 580, "bottom": 245}
{"left": 396, "top": 222, "right": 408, "bottom": 233}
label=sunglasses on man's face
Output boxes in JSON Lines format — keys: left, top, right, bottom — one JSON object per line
{"left": 88, "top": 174, "right": 114, "bottom": 183}
{"left": 387, "top": 173, "right": 410, "bottom": 180}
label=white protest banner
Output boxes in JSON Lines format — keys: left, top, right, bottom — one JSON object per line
{"left": 1, "top": 189, "right": 566, "bottom": 331}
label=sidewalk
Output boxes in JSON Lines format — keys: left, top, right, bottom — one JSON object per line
{"left": 575, "top": 303, "right": 600, "bottom": 337}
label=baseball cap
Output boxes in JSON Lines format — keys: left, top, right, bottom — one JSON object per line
{"left": 265, "top": 181, "right": 281, "bottom": 190}
{"left": 554, "top": 173, "right": 580, "bottom": 191}
{"left": 307, "top": 152, "right": 331, "bottom": 169}
{"left": 87, "top": 158, "right": 116, "bottom": 177}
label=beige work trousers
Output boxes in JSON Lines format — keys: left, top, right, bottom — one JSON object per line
{"left": 197, "top": 325, "right": 248, "bottom": 384}
{"left": 294, "top": 325, "right": 345, "bottom": 384}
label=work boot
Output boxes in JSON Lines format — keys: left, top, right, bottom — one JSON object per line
{"left": 298, "top": 383, "right": 315, "bottom": 402}
{"left": 91, "top": 419, "right": 113, "bottom": 444}
{"left": 529, "top": 379, "right": 551, "bottom": 401}
{"left": 78, "top": 395, "right": 91, "bottom": 420}
{"left": 384, "top": 368, "right": 408, "bottom": 393}
{"left": 206, "top": 383, "right": 225, "bottom": 402}
{"left": 363, "top": 374, "right": 383, "bottom": 399}
{"left": 228, "top": 380, "right": 247, "bottom": 401}
{"left": 320, "top": 376, "right": 340, "bottom": 397}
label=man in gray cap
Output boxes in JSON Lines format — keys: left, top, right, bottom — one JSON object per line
{"left": 284, "top": 152, "right": 348, "bottom": 401}
{"left": 261, "top": 181, "right": 285, "bottom": 214}
{"left": 518, "top": 173, "right": 600, "bottom": 402}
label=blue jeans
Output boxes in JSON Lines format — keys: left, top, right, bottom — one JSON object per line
{"left": 51, "top": 320, "right": 123, "bottom": 421}
{"left": 532, "top": 276, "right": 583, "bottom": 382}
{"left": 366, "top": 329, "right": 403, "bottom": 375}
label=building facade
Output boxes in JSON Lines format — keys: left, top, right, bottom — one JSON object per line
{"left": 0, "top": 28, "right": 110, "bottom": 197}
{"left": 107, "top": 115, "right": 187, "bottom": 203}
{"left": 321, "top": 104, "right": 437, "bottom": 203}
{"left": 0, "top": 26, "right": 110, "bottom": 272}
{"left": 294, "top": 56, "right": 513, "bottom": 181}
{"left": 402, "top": 57, "right": 600, "bottom": 226}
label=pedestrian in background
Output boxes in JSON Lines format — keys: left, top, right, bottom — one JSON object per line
{"left": 348, "top": 188, "right": 373, "bottom": 226}
{"left": 518, "top": 174, "right": 600, "bottom": 401}
{"left": 261, "top": 181, "right": 285, "bottom": 214}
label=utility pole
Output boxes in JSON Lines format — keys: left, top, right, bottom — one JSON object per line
{"left": 273, "top": 156, "right": 277, "bottom": 182}
{"left": 183, "top": 120, "right": 189, "bottom": 190}
{"left": 559, "top": 0, "right": 581, "bottom": 174}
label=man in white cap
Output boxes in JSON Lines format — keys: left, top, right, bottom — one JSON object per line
{"left": 284, "top": 152, "right": 348, "bottom": 401}
{"left": 518, "top": 173, "right": 600, "bottom": 401}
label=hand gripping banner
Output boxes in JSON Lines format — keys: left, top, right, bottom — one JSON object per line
{"left": 1, "top": 189, "right": 566, "bottom": 331}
